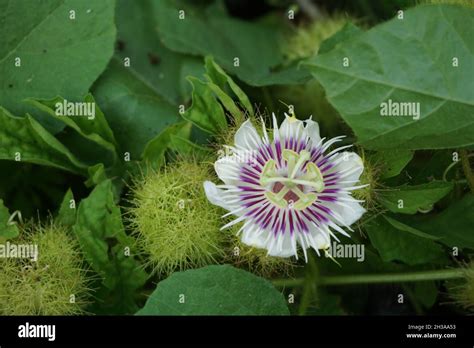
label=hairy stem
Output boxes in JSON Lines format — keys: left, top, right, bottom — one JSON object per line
{"left": 272, "top": 268, "right": 465, "bottom": 288}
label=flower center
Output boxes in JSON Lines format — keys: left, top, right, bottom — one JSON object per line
{"left": 260, "top": 149, "right": 325, "bottom": 210}
{"left": 271, "top": 182, "right": 303, "bottom": 202}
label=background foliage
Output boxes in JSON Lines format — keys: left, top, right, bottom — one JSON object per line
{"left": 0, "top": 0, "right": 473, "bottom": 315}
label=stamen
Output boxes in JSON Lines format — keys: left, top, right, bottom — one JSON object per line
{"left": 292, "top": 187, "right": 317, "bottom": 210}
{"left": 297, "top": 162, "right": 324, "bottom": 192}
{"left": 261, "top": 148, "right": 325, "bottom": 210}
{"left": 260, "top": 159, "right": 277, "bottom": 186}
{"left": 265, "top": 190, "right": 288, "bottom": 208}
{"left": 289, "top": 150, "right": 310, "bottom": 179}
{"left": 282, "top": 149, "right": 298, "bottom": 178}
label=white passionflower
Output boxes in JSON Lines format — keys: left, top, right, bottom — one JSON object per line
{"left": 204, "top": 114, "right": 366, "bottom": 260}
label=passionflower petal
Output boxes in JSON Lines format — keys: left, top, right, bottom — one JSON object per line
{"left": 204, "top": 114, "right": 367, "bottom": 260}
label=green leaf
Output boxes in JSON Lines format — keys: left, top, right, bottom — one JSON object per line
{"left": 27, "top": 95, "right": 129, "bottom": 187}
{"left": 366, "top": 216, "right": 446, "bottom": 265}
{"left": 114, "top": 0, "right": 202, "bottom": 104}
{"left": 406, "top": 194, "right": 474, "bottom": 250}
{"left": 136, "top": 265, "right": 289, "bottom": 315}
{"left": 248, "top": 61, "right": 311, "bottom": 86}
{"left": 182, "top": 58, "right": 257, "bottom": 134}
{"left": 73, "top": 179, "right": 147, "bottom": 314}
{"left": 155, "top": 0, "right": 309, "bottom": 86}
{"left": 168, "top": 133, "right": 211, "bottom": 157}
{"left": 26, "top": 95, "right": 118, "bottom": 157}
{"left": 382, "top": 215, "right": 440, "bottom": 240}
{"left": 0, "top": 0, "right": 116, "bottom": 126}
{"left": 318, "top": 22, "right": 363, "bottom": 55}
{"left": 92, "top": 59, "right": 179, "bottom": 158}
{"left": 84, "top": 162, "right": 127, "bottom": 200}
{"left": 84, "top": 163, "right": 109, "bottom": 188}
{"left": 371, "top": 150, "right": 414, "bottom": 179}
{"left": 378, "top": 181, "right": 453, "bottom": 214}
{"left": 0, "top": 106, "right": 88, "bottom": 175}
{"left": 304, "top": 5, "right": 474, "bottom": 150}
{"left": 0, "top": 199, "right": 19, "bottom": 240}
{"left": 141, "top": 120, "right": 210, "bottom": 168}
{"left": 141, "top": 121, "right": 192, "bottom": 169}
{"left": 206, "top": 82, "right": 245, "bottom": 123}
{"left": 56, "top": 189, "right": 76, "bottom": 227}
{"left": 183, "top": 77, "right": 227, "bottom": 134}
{"left": 204, "top": 56, "right": 254, "bottom": 117}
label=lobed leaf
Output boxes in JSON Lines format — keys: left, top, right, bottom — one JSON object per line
{"left": 305, "top": 5, "right": 474, "bottom": 150}
{"left": 73, "top": 179, "right": 147, "bottom": 314}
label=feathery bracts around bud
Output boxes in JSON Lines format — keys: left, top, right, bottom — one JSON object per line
{"left": 204, "top": 114, "right": 367, "bottom": 260}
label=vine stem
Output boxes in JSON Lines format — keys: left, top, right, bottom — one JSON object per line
{"left": 459, "top": 149, "right": 474, "bottom": 194}
{"left": 272, "top": 268, "right": 465, "bottom": 288}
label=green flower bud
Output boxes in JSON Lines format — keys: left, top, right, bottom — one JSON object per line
{"left": 282, "top": 14, "right": 355, "bottom": 62}
{"left": 450, "top": 262, "right": 474, "bottom": 313}
{"left": 128, "top": 159, "right": 226, "bottom": 276}
{"left": 0, "top": 222, "right": 91, "bottom": 315}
